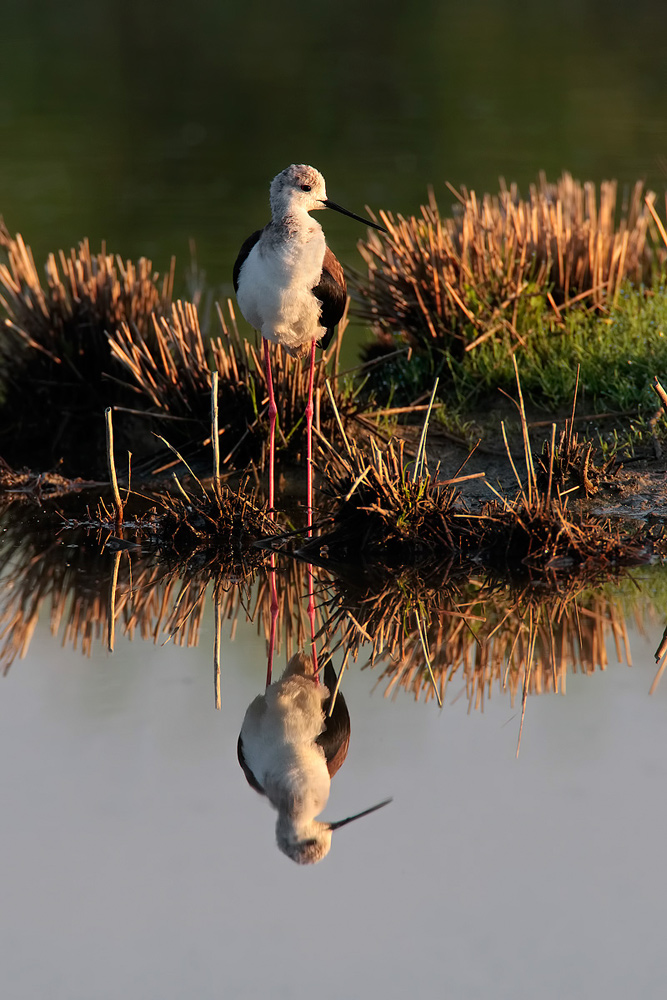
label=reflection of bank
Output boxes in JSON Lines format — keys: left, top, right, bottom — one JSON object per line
{"left": 238, "top": 652, "right": 390, "bottom": 864}
{"left": 0, "top": 498, "right": 320, "bottom": 676}
{"left": 0, "top": 495, "right": 665, "bottom": 718}
{"left": 322, "top": 566, "right": 654, "bottom": 708}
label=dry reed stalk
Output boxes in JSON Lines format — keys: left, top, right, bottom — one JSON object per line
{"left": 311, "top": 382, "right": 651, "bottom": 575}
{"left": 109, "top": 298, "right": 358, "bottom": 477}
{"left": 105, "top": 407, "right": 125, "bottom": 525}
{"left": 107, "top": 549, "right": 122, "bottom": 652}
{"left": 211, "top": 372, "right": 222, "bottom": 501}
{"left": 213, "top": 584, "right": 223, "bottom": 710}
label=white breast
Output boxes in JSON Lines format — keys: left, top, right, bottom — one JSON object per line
{"left": 236, "top": 224, "right": 327, "bottom": 356}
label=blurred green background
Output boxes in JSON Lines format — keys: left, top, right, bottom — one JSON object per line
{"left": 2, "top": 0, "right": 666, "bottom": 299}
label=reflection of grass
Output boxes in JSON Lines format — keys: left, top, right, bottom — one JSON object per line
{"left": 0, "top": 493, "right": 323, "bottom": 671}
{"left": 321, "top": 560, "right": 662, "bottom": 755}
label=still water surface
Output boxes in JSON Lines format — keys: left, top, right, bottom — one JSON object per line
{"left": 3, "top": 1, "right": 667, "bottom": 290}
{"left": 1, "top": 547, "right": 667, "bottom": 999}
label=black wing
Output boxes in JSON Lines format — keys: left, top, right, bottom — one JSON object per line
{"left": 237, "top": 734, "right": 266, "bottom": 795}
{"left": 233, "top": 229, "right": 263, "bottom": 292}
{"left": 317, "top": 661, "right": 351, "bottom": 778}
{"left": 313, "top": 248, "right": 347, "bottom": 351}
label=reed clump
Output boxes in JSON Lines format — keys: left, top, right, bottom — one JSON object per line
{"left": 303, "top": 433, "right": 482, "bottom": 567}
{"left": 535, "top": 425, "right": 617, "bottom": 498}
{"left": 355, "top": 173, "right": 660, "bottom": 350}
{"left": 150, "top": 479, "right": 278, "bottom": 576}
{"left": 108, "top": 299, "right": 261, "bottom": 476}
{"left": 0, "top": 223, "right": 174, "bottom": 476}
{"left": 59, "top": 468, "right": 279, "bottom": 579}
{"left": 476, "top": 367, "right": 645, "bottom": 572}
{"left": 352, "top": 174, "right": 667, "bottom": 415}
{"left": 310, "top": 370, "right": 656, "bottom": 576}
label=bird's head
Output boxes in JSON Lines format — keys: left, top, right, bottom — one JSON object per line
{"left": 270, "top": 164, "right": 388, "bottom": 232}
{"left": 270, "top": 164, "right": 328, "bottom": 218}
{"left": 275, "top": 798, "right": 393, "bottom": 865}
{"left": 276, "top": 819, "right": 333, "bottom": 865}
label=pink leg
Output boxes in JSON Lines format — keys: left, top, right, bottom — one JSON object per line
{"left": 264, "top": 340, "right": 278, "bottom": 687}
{"left": 264, "top": 339, "right": 277, "bottom": 514}
{"left": 307, "top": 561, "right": 319, "bottom": 682}
{"left": 305, "top": 342, "right": 319, "bottom": 679}
{"left": 306, "top": 340, "right": 316, "bottom": 535}
{"left": 266, "top": 552, "right": 279, "bottom": 688}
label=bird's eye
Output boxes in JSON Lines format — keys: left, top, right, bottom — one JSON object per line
{"left": 300, "top": 184, "right": 312, "bottom": 192}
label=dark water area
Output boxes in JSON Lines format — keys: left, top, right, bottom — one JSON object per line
{"left": 3, "top": 3, "right": 667, "bottom": 996}
{"left": 2, "top": 0, "right": 667, "bottom": 298}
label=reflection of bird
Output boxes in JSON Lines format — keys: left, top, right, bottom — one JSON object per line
{"left": 238, "top": 651, "right": 391, "bottom": 864}
{"left": 232, "top": 163, "right": 387, "bottom": 517}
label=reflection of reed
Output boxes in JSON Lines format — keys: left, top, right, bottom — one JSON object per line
{"left": 322, "top": 567, "right": 639, "bottom": 713}
{"left": 0, "top": 500, "right": 325, "bottom": 673}
{"left": 375, "top": 591, "right": 633, "bottom": 709}
{"left": 0, "top": 507, "right": 113, "bottom": 671}
{"left": 0, "top": 497, "right": 654, "bottom": 725}
{"left": 0, "top": 513, "right": 179, "bottom": 671}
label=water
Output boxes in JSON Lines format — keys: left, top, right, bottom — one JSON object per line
{"left": 3, "top": 1, "right": 667, "bottom": 995}
{"left": 1, "top": 505, "right": 667, "bottom": 998}
{"left": 2, "top": 1, "right": 667, "bottom": 290}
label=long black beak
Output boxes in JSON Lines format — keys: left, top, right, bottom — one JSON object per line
{"left": 323, "top": 199, "right": 388, "bottom": 234}
{"left": 327, "top": 797, "right": 393, "bottom": 831}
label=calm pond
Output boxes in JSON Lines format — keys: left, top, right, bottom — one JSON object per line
{"left": 3, "top": 1, "right": 667, "bottom": 997}
{"left": 1, "top": 500, "right": 667, "bottom": 999}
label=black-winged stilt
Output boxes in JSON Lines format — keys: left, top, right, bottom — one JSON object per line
{"left": 238, "top": 652, "right": 391, "bottom": 864}
{"left": 232, "top": 163, "right": 387, "bottom": 522}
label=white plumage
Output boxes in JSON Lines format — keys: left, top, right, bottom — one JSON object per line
{"left": 238, "top": 651, "right": 391, "bottom": 865}
{"left": 239, "top": 652, "right": 335, "bottom": 864}
{"left": 235, "top": 219, "right": 326, "bottom": 355}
